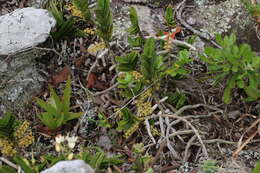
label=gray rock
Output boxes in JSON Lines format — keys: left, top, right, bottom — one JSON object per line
{"left": 0, "top": 7, "right": 56, "bottom": 55}
{"left": 0, "top": 49, "right": 46, "bottom": 113}
{"left": 187, "top": 0, "right": 260, "bottom": 50}
{"left": 40, "top": 160, "right": 95, "bottom": 173}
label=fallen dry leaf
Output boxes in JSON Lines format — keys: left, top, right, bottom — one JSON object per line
{"left": 51, "top": 66, "right": 71, "bottom": 86}
{"left": 86, "top": 73, "right": 97, "bottom": 88}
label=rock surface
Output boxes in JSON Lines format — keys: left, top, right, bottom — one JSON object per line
{"left": 187, "top": 0, "right": 260, "bottom": 50}
{"left": 0, "top": 49, "right": 46, "bottom": 114}
{"left": 40, "top": 160, "right": 95, "bottom": 173}
{"left": 0, "top": 7, "right": 56, "bottom": 55}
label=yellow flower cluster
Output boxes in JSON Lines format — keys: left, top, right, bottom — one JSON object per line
{"left": 130, "top": 71, "right": 143, "bottom": 81}
{"left": 67, "top": 4, "right": 83, "bottom": 18}
{"left": 137, "top": 101, "right": 153, "bottom": 117}
{"left": 14, "top": 121, "right": 29, "bottom": 138}
{"left": 0, "top": 138, "right": 16, "bottom": 157}
{"left": 164, "top": 39, "right": 172, "bottom": 51}
{"left": 17, "top": 131, "right": 34, "bottom": 148}
{"left": 124, "top": 122, "right": 139, "bottom": 138}
{"left": 135, "top": 88, "right": 153, "bottom": 117}
{"left": 14, "top": 121, "right": 34, "bottom": 148}
{"left": 151, "top": 126, "right": 160, "bottom": 136}
{"left": 83, "top": 28, "right": 96, "bottom": 35}
{"left": 87, "top": 42, "right": 106, "bottom": 54}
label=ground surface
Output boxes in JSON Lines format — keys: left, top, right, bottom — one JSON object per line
{"left": 0, "top": 0, "right": 260, "bottom": 173}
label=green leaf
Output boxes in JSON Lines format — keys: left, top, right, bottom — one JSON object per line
{"left": 14, "top": 156, "right": 35, "bottom": 173}
{"left": 128, "top": 7, "right": 141, "bottom": 35}
{"left": 116, "top": 51, "right": 139, "bottom": 72}
{"left": 164, "top": 6, "right": 175, "bottom": 27}
{"left": 0, "top": 112, "right": 18, "bottom": 137}
{"left": 66, "top": 112, "right": 84, "bottom": 122}
{"left": 62, "top": 77, "right": 72, "bottom": 116}
{"left": 117, "top": 108, "right": 138, "bottom": 131}
{"left": 95, "top": 0, "right": 113, "bottom": 44}
{"left": 223, "top": 76, "right": 236, "bottom": 104}
{"left": 36, "top": 98, "right": 58, "bottom": 116}
{"left": 141, "top": 38, "right": 164, "bottom": 81}
{"left": 0, "top": 166, "right": 17, "bottom": 173}
{"left": 253, "top": 161, "right": 260, "bottom": 173}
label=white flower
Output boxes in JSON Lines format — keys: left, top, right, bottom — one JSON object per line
{"left": 55, "top": 134, "right": 65, "bottom": 144}
{"left": 66, "top": 135, "right": 78, "bottom": 149}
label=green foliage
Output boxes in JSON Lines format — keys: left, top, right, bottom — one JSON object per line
{"left": 253, "top": 161, "right": 260, "bottom": 173}
{"left": 200, "top": 160, "right": 218, "bottom": 173}
{"left": 132, "top": 143, "right": 153, "bottom": 172}
{"left": 0, "top": 112, "right": 18, "bottom": 137}
{"left": 117, "top": 72, "right": 143, "bottom": 98}
{"left": 165, "top": 90, "right": 187, "bottom": 109}
{"left": 116, "top": 108, "right": 140, "bottom": 131}
{"left": 164, "top": 6, "right": 176, "bottom": 27}
{"left": 97, "top": 113, "right": 111, "bottom": 128}
{"left": 166, "top": 49, "right": 192, "bottom": 78}
{"left": 36, "top": 77, "right": 83, "bottom": 130}
{"left": 14, "top": 156, "right": 35, "bottom": 173}
{"left": 116, "top": 51, "right": 139, "bottom": 72}
{"left": 242, "top": 0, "right": 260, "bottom": 16}
{"left": 0, "top": 166, "right": 16, "bottom": 173}
{"left": 72, "top": 0, "right": 91, "bottom": 21}
{"left": 48, "top": 0, "right": 78, "bottom": 41}
{"left": 80, "top": 147, "right": 124, "bottom": 171}
{"left": 141, "top": 38, "right": 164, "bottom": 82}
{"left": 200, "top": 33, "right": 260, "bottom": 103}
{"left": 128, "top": 36, "right": 145, "bottom": 47}
{"left": 95, "top": 0, "right": 113, "bottom": 45}
{"left": 128, "top": 7, "right": 141, "bottom": 35}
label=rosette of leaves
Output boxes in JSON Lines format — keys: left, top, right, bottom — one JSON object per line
{"left": 164, "top": 6, "right": 176, "bottom": 27}
{"left": 95, "top": 0, "right": 113, "bottom": 46}
{"left": 48, "top": 0, "right": 78, "bottom": 41}
{"left": 200, "top": 33, "right": 260, "bottom": 103}
{"left": 36, "top": 77, "right": 83, "bottom": 130}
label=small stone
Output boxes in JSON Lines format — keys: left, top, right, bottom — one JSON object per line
{"left": 40, "top": 160, "right": 95, "bottom": 173}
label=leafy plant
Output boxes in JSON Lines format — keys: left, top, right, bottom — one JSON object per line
{"left": 200, "top": 33, "right": 260, "bottom": 103}
{"left": 165, "top": 90, "right": 187, "bottom": 109}
{"left": 132, "top": 143, "right": 153, "bottom": 172}
{"left": 97, "top": 113, "right": 111, "bottom": 128}
{"left": 36, "top": 77, "right": 83, "bottom": 130}
{"left": 95, "top": 0, "right": 113, "bottom": 46}
{"left": 164, "top": 6, "right": 176, "bottom": 27}
{"left": 13, "top": 156, "right": 35, "bottom": 173}
{"left": 72, "top": 0, "right": 91, "bottom": 21}
{"left": 116, "top": 108, "right": 140, "bottom": 132}
{"left": 200, "top": 160, "right": 218, "bottom": 173}
{"left": 80, "top": 147, "right": 124, "bottom": 171}
{"left": 166, "top": 49, "right": 191, "bottom": 78}
{"left": 116, "top": 51, "right": 139, "bottom": 72}
{"left": 128, "top": 7, "right": 141, "bottom": 35}
{"left": 141, "top": 38, "right": 164, "bottom": 82}
{"left": 48, "top": 0, "right": 78, "bottom": 41}
{"left": 0, "top": 112, "right": 18, "bottom": 137}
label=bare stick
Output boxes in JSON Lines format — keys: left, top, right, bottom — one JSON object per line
{"left": 0, "top": 157, "right": 18, "bottom": 169}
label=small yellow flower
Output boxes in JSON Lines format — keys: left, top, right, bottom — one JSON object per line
{"left": 67, "top": 4, "right": 83, "bottom": 18}
{"left": 67, "top": 153, "right": 74, "bottom": 160}
{"left": 87, "top": 42, "right": 106, "bottom": 55}
{"left": 83, "top": 28, "right": 96, "bottom": 35}
{"left": 55, "top": 143, "right": 62, "bottom": 152}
